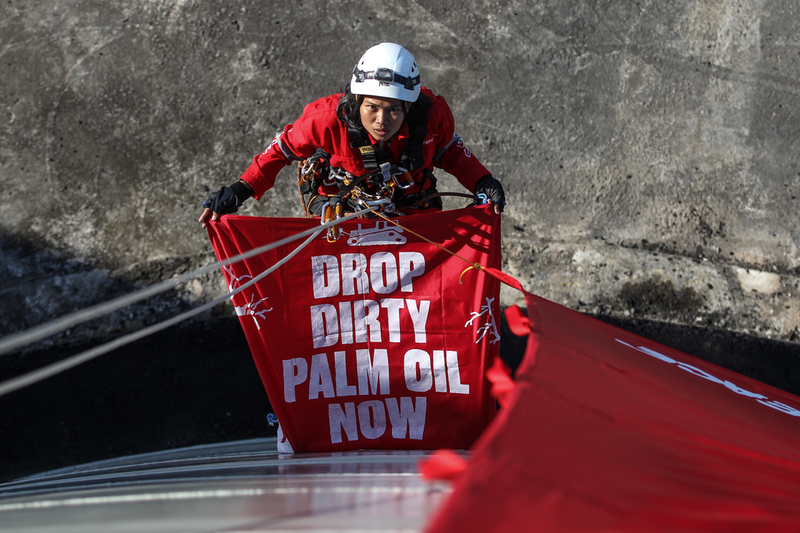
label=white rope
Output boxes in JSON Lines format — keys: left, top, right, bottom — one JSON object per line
{"left": 0, "top": 228, "right": 325, "bottom": 398}
{"left": 0, "top": 209, "right": 375, "bottom": 357}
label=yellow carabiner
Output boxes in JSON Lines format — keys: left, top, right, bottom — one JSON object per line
{"left": 324, "top": 204, "right": 340, "bottom": 243}
{"left": 459, "top": 263, "right": 484, "bottom": 284}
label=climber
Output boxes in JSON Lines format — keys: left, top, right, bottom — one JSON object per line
{"left": 199, "top": 42, "right": 505, "bottom": 228}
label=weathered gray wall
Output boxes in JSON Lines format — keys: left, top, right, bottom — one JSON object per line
{"left": 2, "top": 0, "right": 799, "bottom": 344}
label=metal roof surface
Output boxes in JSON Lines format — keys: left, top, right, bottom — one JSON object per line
{"left": 0, "top": 438, "right": 453, "bottom": 532}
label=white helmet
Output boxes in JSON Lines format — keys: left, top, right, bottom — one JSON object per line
{"left": 350, "top": 43, "right": 421, "bottom": 102}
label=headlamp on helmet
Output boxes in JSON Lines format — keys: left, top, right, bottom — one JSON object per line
{"left": 350, "top": 43, "right": 421, "bottom": 102}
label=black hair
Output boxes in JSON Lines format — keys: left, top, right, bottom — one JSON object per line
{"left": 336, "top": 84, "right": 432, "bottom": 132}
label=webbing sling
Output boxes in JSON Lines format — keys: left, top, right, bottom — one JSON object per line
{"left": 346, "top": 123, "right": 428, "bottom": 172}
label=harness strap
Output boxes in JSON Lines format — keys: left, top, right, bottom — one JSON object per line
{"left": 348, "top": 126, "right": 379, "bottom": 170}
{"left": 400, "top": 124, "right": 428, "bottom": 171}
{"left": 299, "top": 122, "right": 435, "bottom": 216}
{"left": 347, "top": 123, "right": 428, "bottom": 173}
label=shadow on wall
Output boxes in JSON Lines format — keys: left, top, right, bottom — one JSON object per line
{"left": 0, "top": 233, "right": 262, "bottom": 484}
{"left": 0, "top": 231, "right": 224, "bottom": 349}
{"left": 0, "top": 316, "right": 271, "bottom": 484}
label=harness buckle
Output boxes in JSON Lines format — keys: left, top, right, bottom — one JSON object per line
{"left": 378, "top": 162, "right": 393, "bottom": 185}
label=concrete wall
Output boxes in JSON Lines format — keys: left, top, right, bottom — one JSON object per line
{"left": 2, "top": 0, "right": 800, "bottom": 344}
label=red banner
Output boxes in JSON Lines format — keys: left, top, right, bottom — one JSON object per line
{"left": 426, "top": 290, "right": 800, "bottom": 532}
{"left": 207, "top": 206, "right": 501, "bottom": 452}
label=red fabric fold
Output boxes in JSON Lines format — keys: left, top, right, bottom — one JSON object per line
{"left": 418, "top": 449, "right": 469, "bottom": 482}
{"left": 486, "top": 356, "right": 515, "bottom": 407}
{"left": 426, "top": 289, "right": 800, "bottom": 532}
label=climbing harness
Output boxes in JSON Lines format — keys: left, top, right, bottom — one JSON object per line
{"left": 296, "top": 150, "right": 422, "bottom": 240}
{"left": 296, "top": 119, "right": 431, "bottom": 219}
{"left": 296, "top": 151, "right": 480, "bottom": 243}
{"left": 295, "top": 122, "right": 463, "bottom": 243}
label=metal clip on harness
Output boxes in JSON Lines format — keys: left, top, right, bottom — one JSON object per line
{"left": 322, "top": 200, "right": 345, "bottom": 242}
{"left": 299, "top": 157, "right": 415, "bottom": 241}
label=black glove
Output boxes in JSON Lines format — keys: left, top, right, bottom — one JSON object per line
{"left": 203, "top": 181, "right": 253, "bottom": 214}
{"left": 474, "top": 175, "right": 506, "bottom": 212}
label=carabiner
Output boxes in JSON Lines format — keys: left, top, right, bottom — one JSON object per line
{"left": 392, "top": 170, "right": 415, "bottom": 190}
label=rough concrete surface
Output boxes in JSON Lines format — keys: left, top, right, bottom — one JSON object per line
{"left": 2, "top": 0, "right": 800, "bottom": 478}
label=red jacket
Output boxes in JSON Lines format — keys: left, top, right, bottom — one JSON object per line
{"left": 239, "top": 88, "right": 491, "bottom": 200}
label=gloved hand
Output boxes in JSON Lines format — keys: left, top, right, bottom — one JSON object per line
{"left": 474, "top": 175, "right": 506, "bottom": 214}
{"left": 199, "top": 180, "right": 253, "bottom": 228}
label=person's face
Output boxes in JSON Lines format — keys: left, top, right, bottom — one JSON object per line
{"left": 359, "top": 96, "right": 405, "bottom": 141}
